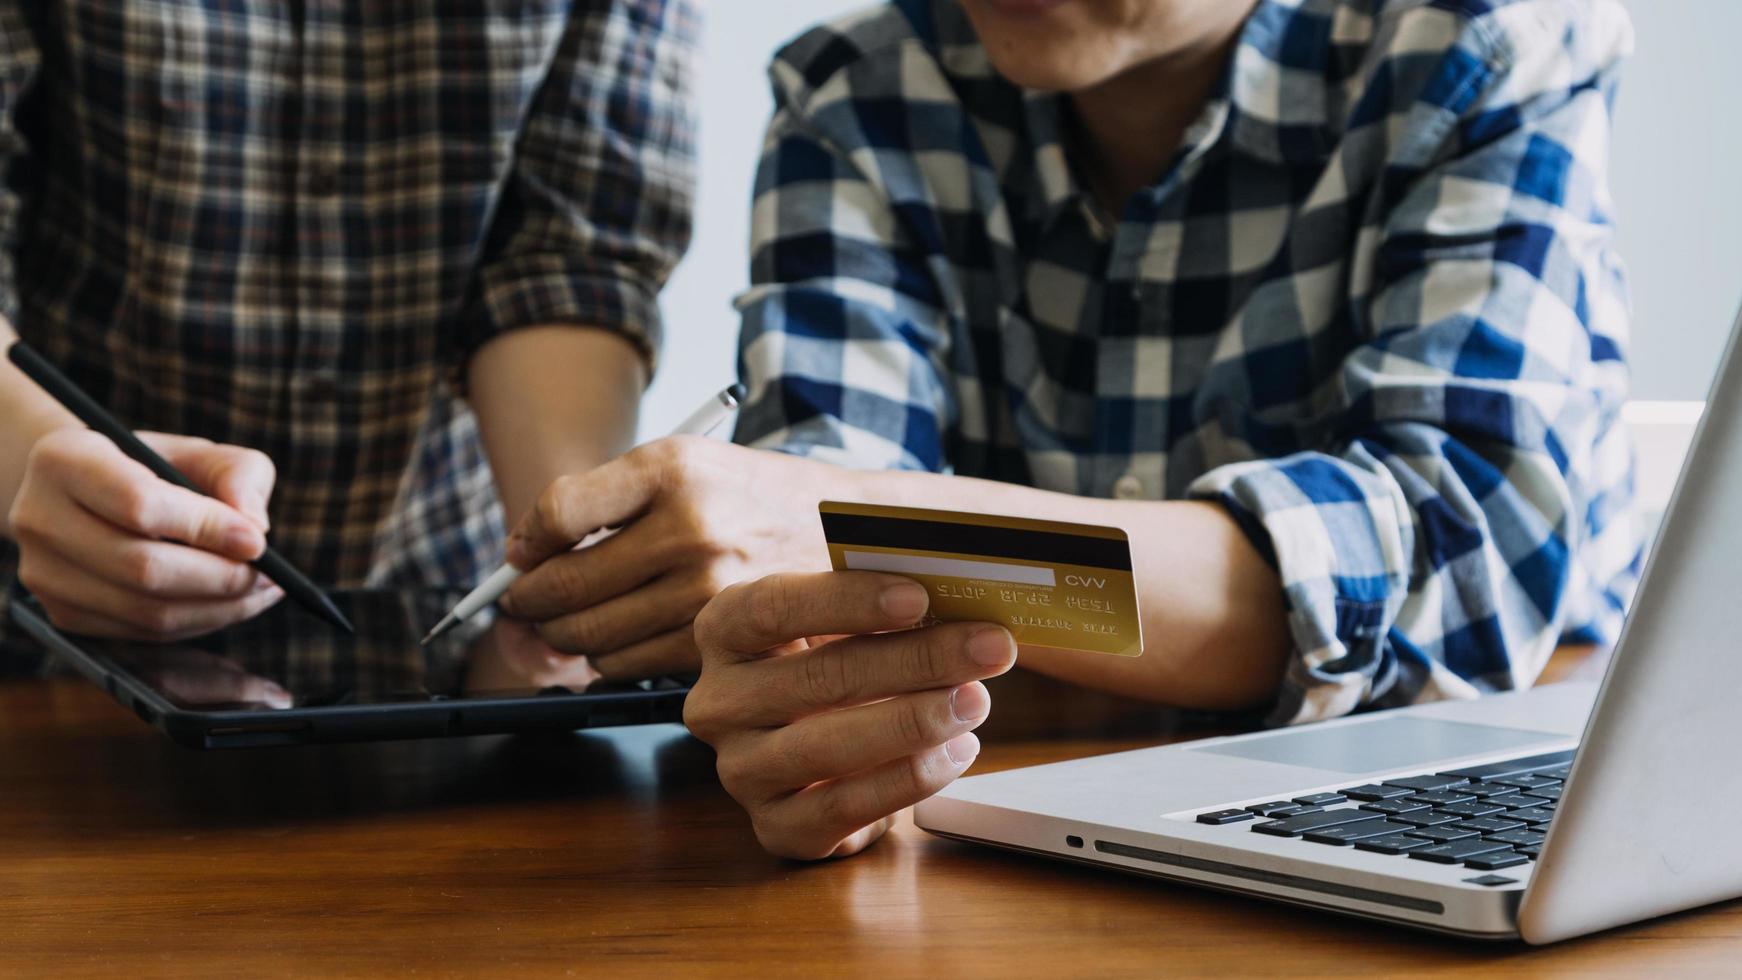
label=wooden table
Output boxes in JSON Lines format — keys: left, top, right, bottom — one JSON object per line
{"left": 4, "top": 652, "right": 1739, "bottom": 978}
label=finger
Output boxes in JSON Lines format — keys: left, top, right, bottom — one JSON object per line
{"left": 148, "top": 667, "right": 295, "bottom": 709}
{"left": 502, "top": 519, "right": 668, "bottom": 622}
{"left": 505, "top": 448, "right": 665, "bottom": 569}
{"left": 757, "top": 734, "right": 981, "bottom": 861}
{"left": 35, "top": 583, "right": 284, "bottom": 643}
{"left": 820, "top": 816, "right": 897, "bottom": 860}
{"left": 28, "top": 499, "right": 263, "bottom": 599}
{"left": 23, "top": 549, "right": 284, "bottom": 640}
{"left": 693, "top": 571, "right": 933, "bottom": 665}
{"left": 587, "top": 625, "right": 700, "bottom": 682}
{"left": 130, "top": 647, "right": 250, "bottom": 674}
{"left": 736, "top": 683, "right": 991, "bottom": 802}
{"left": 60, "top": 454, "right": 266, "bottom": 562}
{"left": 34, "top": 596, "right": 157, "bottom": 641}
{"left": 142, "top": 433, "right": 276, "bottom": 531}
{"left": 722, "top": 621, "right": 1015, "bottom": 728}
{"left": 528, "top": 569, "right": 709, "bottom": 656}
{"left": 488, "top": 619, "right": 603, "bottom": 691}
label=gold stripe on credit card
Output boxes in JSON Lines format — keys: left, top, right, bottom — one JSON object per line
{"left": 819, "top": 501, "right": 1143, "bottom": 657}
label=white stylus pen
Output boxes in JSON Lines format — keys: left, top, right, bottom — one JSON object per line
{"left": 419, "top": 382, "right": 747, "bottom": 646}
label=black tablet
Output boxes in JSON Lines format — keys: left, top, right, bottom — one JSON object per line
{"left": 9, "top": 588, "right": 690, "bottom": 748}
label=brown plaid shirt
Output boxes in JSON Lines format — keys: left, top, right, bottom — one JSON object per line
{"left": 0, "top": 0, "right": 697, "bottom": 629}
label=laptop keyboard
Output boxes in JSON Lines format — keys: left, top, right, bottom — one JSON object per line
{"left": 1194, "top": 749, "right": 1574, "bottom": 872}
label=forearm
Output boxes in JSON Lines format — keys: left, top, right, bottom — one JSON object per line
{"left": 0, "top": 317, "right": 79, "bottom": 537}
{"left": 813, "top": 465, "right": 1291, "bottom": 711}
{"left": 467, "top": 326, "right": 646, "bottom": 528}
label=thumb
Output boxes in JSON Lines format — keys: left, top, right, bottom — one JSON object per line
{"left": 139, "top": 433, "right": 277, "bottom": 532}
{"left": 506, "top": 451, "right": 662, "bottom": 570}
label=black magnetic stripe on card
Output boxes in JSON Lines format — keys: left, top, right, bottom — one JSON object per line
{"left": 819, "top": 513, "right": 1131, "bottom": 571}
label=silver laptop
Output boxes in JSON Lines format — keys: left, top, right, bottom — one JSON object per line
{"left": 915, "top": 304, "right": 1742, "bottom": 944}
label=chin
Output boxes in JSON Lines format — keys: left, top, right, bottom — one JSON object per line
{"left": 960, "top": 0, "right": 1131, "bottom": 93}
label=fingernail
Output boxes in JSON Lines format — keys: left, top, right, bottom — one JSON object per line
{"left": 261, "top": 682, "right": 294, "bottom": 710}
{"left": 879, "top": 581, "right": 929, "bottom": 622}
{"left": 966, "top": 626, "right": 1014, "bottom": 667}
{"left": 226, "top": 525, "right": 262, "bottom": 557}
{"left": 949, "top": 683, "right": 990, "bottom": 725}
{"left": 943, "top": 731, "right": 981, "bottom": 768}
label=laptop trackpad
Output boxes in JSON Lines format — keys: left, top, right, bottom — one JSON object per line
{"left": 1190, "top": 717, "right": 1560, "bottom": 774}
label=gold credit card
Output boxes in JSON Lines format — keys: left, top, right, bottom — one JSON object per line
{"left": 819, "top": 502, "right": 1143, "bottom": 657}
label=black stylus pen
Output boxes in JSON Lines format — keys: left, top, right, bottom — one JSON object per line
{"left": 7, "top": 341, "right": 354, "bottom": 634}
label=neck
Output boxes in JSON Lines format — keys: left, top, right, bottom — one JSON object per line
{"left": 1069, "top": 2, "right": 1256, "bottom": 215}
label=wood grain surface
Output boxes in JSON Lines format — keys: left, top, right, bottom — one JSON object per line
{"left": 3, "top": 647, "right": 1737, "bottom": 978}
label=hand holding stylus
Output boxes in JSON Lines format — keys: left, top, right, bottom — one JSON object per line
{"left": 6, "top": 341, "right": 350, "bottom": 636}
{"left": 9, "top": 428, "right": 288, "bottom": 641}
{"left": 493, "top": 431, "right": 847, "bottom": 683}
{"left": 423, "top": 385, "right": 749, "bottom": 671}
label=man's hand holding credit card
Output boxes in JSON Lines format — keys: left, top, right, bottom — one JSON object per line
{"left": 819, "top": 502, "right": 1143, "bottom": 657}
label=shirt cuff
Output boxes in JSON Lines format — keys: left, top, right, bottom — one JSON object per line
{"left": 1189, "top": 452, "right": 1415, "bottom": 727}
{"left": 456, "top": 261, "right": 665, "bottom": 389}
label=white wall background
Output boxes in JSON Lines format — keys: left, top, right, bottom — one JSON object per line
{"left": 640, "top": 0, "right": 864, "bottom": 438}
{"left": 643, "top": 0, "right": 1742, "bottom": 438}
{"left": 1607, "top": 1, "right": 1742, "bottom": 400}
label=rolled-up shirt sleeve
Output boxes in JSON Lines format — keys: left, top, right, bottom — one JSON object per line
{"left": 461, "top": 0, "right": 698, "bottom": 374}
{"left": 1189, "top": 11, "right": 1639, "bottom": 725}
{"left": 0, "top": 1, "right": 39, "bottom": 324}
{"left": 733, "top": 56, "right": 958, "bottom": 472}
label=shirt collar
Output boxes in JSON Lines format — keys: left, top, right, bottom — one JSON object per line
{"left": 989, "top": 0, "right": 1335, "bottom": 227}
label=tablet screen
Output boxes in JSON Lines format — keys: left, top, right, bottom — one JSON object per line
{"left": 66, "top": 590, "right": 681, "bottom": 711}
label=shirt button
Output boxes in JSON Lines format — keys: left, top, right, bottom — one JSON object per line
{"left": 1112, "top": 473, "right": 1145, "bottom": 500}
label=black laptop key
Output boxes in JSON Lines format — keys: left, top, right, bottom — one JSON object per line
{"left": 1462, "top": 783, "right": 1524, "bottom": 799}
{"left": 1405, "top": 790, "right": 1476, "bottom": 807}
{"left": 1465, "top": 873, "right": 1521, "bottom": 886}
{"left": 1302, "top": 819, "right": 1394, "bottom": 845}
{"left": 1451, "top": 816, "right": 1524, "bottom": 834}
{"left": 1382, "top": 774, "right": 1472, "bottom": 792}
{"left": 1292, "top": 792, "right": 1348, "bottom": 808}
{"left": 1246, "top": 801, "right": 1305, "bottom": 817}
{"left": 1519, "top": 785, "right": 1562, "bottom": 803}
{"left": 1409, "top": 839, "right": 1514, "bottom": 864}
{"left": 1465, "top": 851, "right": 1530, "bottom": 871}
{"left": 1354, "top": 833, "right": 1436, "bottom": 855}
{"left": 1339, "top": 784, "right": 1416, "bottom": 801}
{"left": 1197, "top": 809, "right": 1256, "bottom": 825}
{"left": 1490, "top": 773, "right": 1561, "bottom": 791}
{"left": 1482, "top": 793, "right": 1538, "bottom": 810}
{"left": 1484, "top": 828, "right": 1547, "bottom": 847}
{"left": 1435, "top": 800, "right": 1505, "bottom": 819}
{"left": 1393, "top": 811, "right": 1464, "bottom": 828}
{"left": 1439, "top": 750, "right": 1576, "bottom": 782}
{"left": 1251, "top": 808, "right": 1377, "bottom": 837}
{"left": 1262, "top": 805, "right": 1316, "bottom": 818}
{"left": 1405, "top": 825, "right": 1480, "bottom": 844}
{"left": 1359, "top": 799, "right": 1430, "bottom": 816}
{"left": 1516, "top": 845, "right": 1543, "bottom": 859}
{"left": 1508, "top": 807, "right": 1557, "bottom": 825}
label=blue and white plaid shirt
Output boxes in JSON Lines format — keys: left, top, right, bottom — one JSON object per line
{"left": 733, "top": 0, "right": 1643, "bottom": 724}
